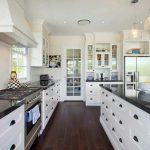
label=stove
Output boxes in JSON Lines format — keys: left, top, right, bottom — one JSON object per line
{"left": 0, "top": 87, "right": 42, "bottom": 110}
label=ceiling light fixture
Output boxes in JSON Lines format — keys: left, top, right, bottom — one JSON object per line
{"left": 77, "top": 19, "right": 91, "bottom": 25}
{"left": 131, "top": 0, "right": 140, "bottom": 38}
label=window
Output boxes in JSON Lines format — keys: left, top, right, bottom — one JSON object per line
{"left": 11, "top": 46, "right": 28, "bottom": 79}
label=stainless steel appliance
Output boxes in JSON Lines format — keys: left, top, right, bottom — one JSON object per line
{"left": 124, "top": 56, "right": 150, "bottom": 97}
{"left": 0, "top": 87, "right": 42, "bottom": 150}
{"left": 40, "top": 74, "right": 49, "bottom": 86}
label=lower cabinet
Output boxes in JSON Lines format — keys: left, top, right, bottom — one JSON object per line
{"left": 100, "top": 87, "right": 150, "bottom": 150}
{"left": 0, "top": 105, "right": 25, "bottom": 150}
{"left": 41, "top": 81, "right": 60, "bottom": 132}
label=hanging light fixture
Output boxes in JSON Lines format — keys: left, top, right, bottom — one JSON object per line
{"left": 131, "top": 0, "right": 140, "bottom": 38}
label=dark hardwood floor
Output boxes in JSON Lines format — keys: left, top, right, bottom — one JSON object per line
{"left": 31, "top": 102, "right": 114, "bottom": 150}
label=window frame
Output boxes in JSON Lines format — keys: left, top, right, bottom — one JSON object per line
{"left": 11, "top": 46, "right": 30, "bottom": 82}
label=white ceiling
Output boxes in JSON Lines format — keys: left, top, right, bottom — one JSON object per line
{"left": 25, "top": 0, "right": 150, "bottom": 35}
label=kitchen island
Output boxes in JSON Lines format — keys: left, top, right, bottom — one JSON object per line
{"left": 85, "top": 80, "right": 123, "bottom": 106}
{"left": 100, "top": 84, "right": 150, "bottom": 150}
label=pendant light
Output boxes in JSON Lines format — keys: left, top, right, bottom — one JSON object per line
{"left": 131, "top": 0, "right": 140, "bottom": 38}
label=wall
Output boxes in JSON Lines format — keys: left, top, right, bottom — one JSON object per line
{"left": 0, "top": 42, "right": 10, "bottom": 89}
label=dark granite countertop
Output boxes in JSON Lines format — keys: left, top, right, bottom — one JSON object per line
{"left": 101, "top": 84, "right": 150, "bottom": 114}
{"left": 0, "top": 99, "right": 25, "bottom": 119}
{"left": 29, "top": 81, "right": 55, "bottom": 90}
{"left": 86, "top": 80, "right": 123, "bottom": 82}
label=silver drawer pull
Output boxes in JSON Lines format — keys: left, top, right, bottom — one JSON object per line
{"left": 10, "top": 120, "right": 16, "bottom": 126}
{"left": 133, "top": 136, "right": 139, "bottom": 142}
{"left": 10, "top": 144, "right": 16, "bottom": 150}
{"left": 133, "top": 114, "right": 139, "bottom": 120}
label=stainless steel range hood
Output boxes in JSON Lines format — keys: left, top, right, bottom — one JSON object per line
{"left": 0, "top": 0, "right": 37, "bottom": 47}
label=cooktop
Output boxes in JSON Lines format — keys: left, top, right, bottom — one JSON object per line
{"left": 0, "top": 87, "right": 41, "bottom": 100}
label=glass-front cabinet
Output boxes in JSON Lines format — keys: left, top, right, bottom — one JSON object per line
{"left": 87, "top": 45, "right": 93, "bottom": 71}
{"left": 95, "top": 52, "right": 111, "bottom": 68}
{"left": 66, "top": 49, "right": 81, "bottom": 96}
{"left": 112, "top": 45, "right": 117, "bottom": 70}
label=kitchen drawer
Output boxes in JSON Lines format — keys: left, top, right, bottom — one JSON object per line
{"left": 125, "top": 129, "right": 150, "bottom": 150}
{"left": 0, "top": 105, "right": 24, "bottom": 136}
{"left": 0, "top": 129, "right": 24, "bottom": 150}
{"left": 127, "top": 104, "right": 150, "bottom": 133}
{"left": 111, "top": 120, "right": 128, "bottom": 150}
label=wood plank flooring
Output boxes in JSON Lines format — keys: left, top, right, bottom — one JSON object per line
{"left": 31, "top": 102, "right": 114, "bottom": 150}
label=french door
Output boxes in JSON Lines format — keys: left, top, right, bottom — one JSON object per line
{"left": 63, "top": 49, "right": 83, "bottom": 101}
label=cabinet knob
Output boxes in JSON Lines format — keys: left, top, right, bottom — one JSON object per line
{"left": 46, "top": 104, "right": 48, "bottom": 107}
{"left": 90, "top": 84, "right": 93, "bottom": 86}
{"left": 52, "top": 107, "right": 54, "bottom": 110}
{"left": 46, "top": 93, "right": 48, "bottom": 95}
{"left": 90, "top": 91, "right": 93, "bottom": 93}
{"left": 90, "top": 98, "right": 93, "bottom": 100}
{"left": 133, "top": 114, "right": 139, "bottom": 120}
{"left": 119, "top": 120, "right": 123, "bottom": 125}
{"left": 119, "top": 104, "right": 123, "bottom": 108}
{"left": 112, "top": 113, "right": 115, "bottom": 116}
{"left": 102, "top": 113, "right": 104, "bottom": 116}
{"left": 112, "top": 128, "right": 115, "bottom": 132}
{"left": 119, "top": 138, "right": 123, "bottom": 143}
{"left": 10, "top": 144, "right": 16, "bottom": 150}
{"left": 46, "top": 116, "right": 48, "bottom": 119}
{"left": 112, "top": 99, "right": 115, "bottom": 102}
{"left": 106, "top": 118, "right": 108, "bottom": 121}
{"left": 102, "top": 102, "right": 104, "bottom": 104}
{"left": 102, "top": 92, "right": 104, "bottom": 94}
{"left": 133, "top": 136, "right": 139, "bottom": 142}
{"left": 106, "top": 106, "right": 108, "bottom": 109}
{"left": 105, "top": 94, "right": 108, "bottom": 97}
{"left": 10, "top": 120, "right": 16, "bottom": 126}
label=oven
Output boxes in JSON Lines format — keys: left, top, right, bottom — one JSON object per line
{"left": 25, "top": 91, "right": 42, "bottom": 150}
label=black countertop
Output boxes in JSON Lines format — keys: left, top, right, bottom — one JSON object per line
{"left": 29, "top": 81, "right": 55, "bottom": 90}
{"left": 86, "top": 80, "right": 123, "bottom": 82}
{"left": 101, "top": 84, "right": 150, "bottom": 114}
{"left": 0, "top": 99, "right": 25, "bottom": 119}
{"left": 0, "top": 87, "right": 42, "bottom": 119}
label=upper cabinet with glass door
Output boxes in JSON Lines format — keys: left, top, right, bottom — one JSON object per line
{"left": 95, "top": 43, "right": 111, "bottom": 68}
{"left": 30, "top": 21, "right": 50, "bottom": 67}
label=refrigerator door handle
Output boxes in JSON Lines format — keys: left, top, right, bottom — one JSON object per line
{"left": 133, "top": 72, "right": 136, "bottom": 82}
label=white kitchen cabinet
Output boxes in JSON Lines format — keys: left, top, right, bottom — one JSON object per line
{"left": 95, "top": 52, "right": 111, "bottom": 68}
{"left": 100, "top": 87, "right": 150, "bottom": 150}
{"left": 30, "top": 21, "right": 50, "bottom": 67}
{"left": 41, "top": 81, "right": 60, "bottom": 132}
{"left": 0, "top": 105, "right": 24, "bottom": 150}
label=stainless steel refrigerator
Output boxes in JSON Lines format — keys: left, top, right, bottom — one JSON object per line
{"left": 124, "top": 56, "right": 150, "bottom": 97}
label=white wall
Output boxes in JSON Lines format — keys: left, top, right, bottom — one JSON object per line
{"left": 0, "top": 42, "right": 10, "bottom": 89}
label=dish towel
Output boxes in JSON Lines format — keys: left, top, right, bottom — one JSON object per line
{"left": 26, "top": 109, "right": 33, "bottom": 122}
{"left": 32, "top": 105, "right": 40, "bottom": 125}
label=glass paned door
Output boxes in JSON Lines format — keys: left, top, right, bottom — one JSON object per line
{"left": 66, "top": 49, "right": 81, "bottom": 97}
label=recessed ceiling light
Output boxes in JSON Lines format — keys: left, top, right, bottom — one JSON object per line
{"left": 77, "top": 19, "right": 91, "bottom": 25}
{"left": 139, "top": 21, "right": 143, "bottom": 24}
{"left": 63, "top": 21, "right": 67, "bottom": 24}
{"left": 101, "top": 20, "right": 105, "bottom": 24}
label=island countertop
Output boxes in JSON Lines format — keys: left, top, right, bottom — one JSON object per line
{"left": 101, "top": 84, "right": 150, "bottom": 114}
{"left": 86, "top": 80, "right": 123, "bottom": 83}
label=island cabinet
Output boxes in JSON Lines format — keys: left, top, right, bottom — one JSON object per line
{"left": 100, "top": 87, "right": 150, "bottom": 150}
{"left": 0, "top": 105, "right": 24, "bottom": 150}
